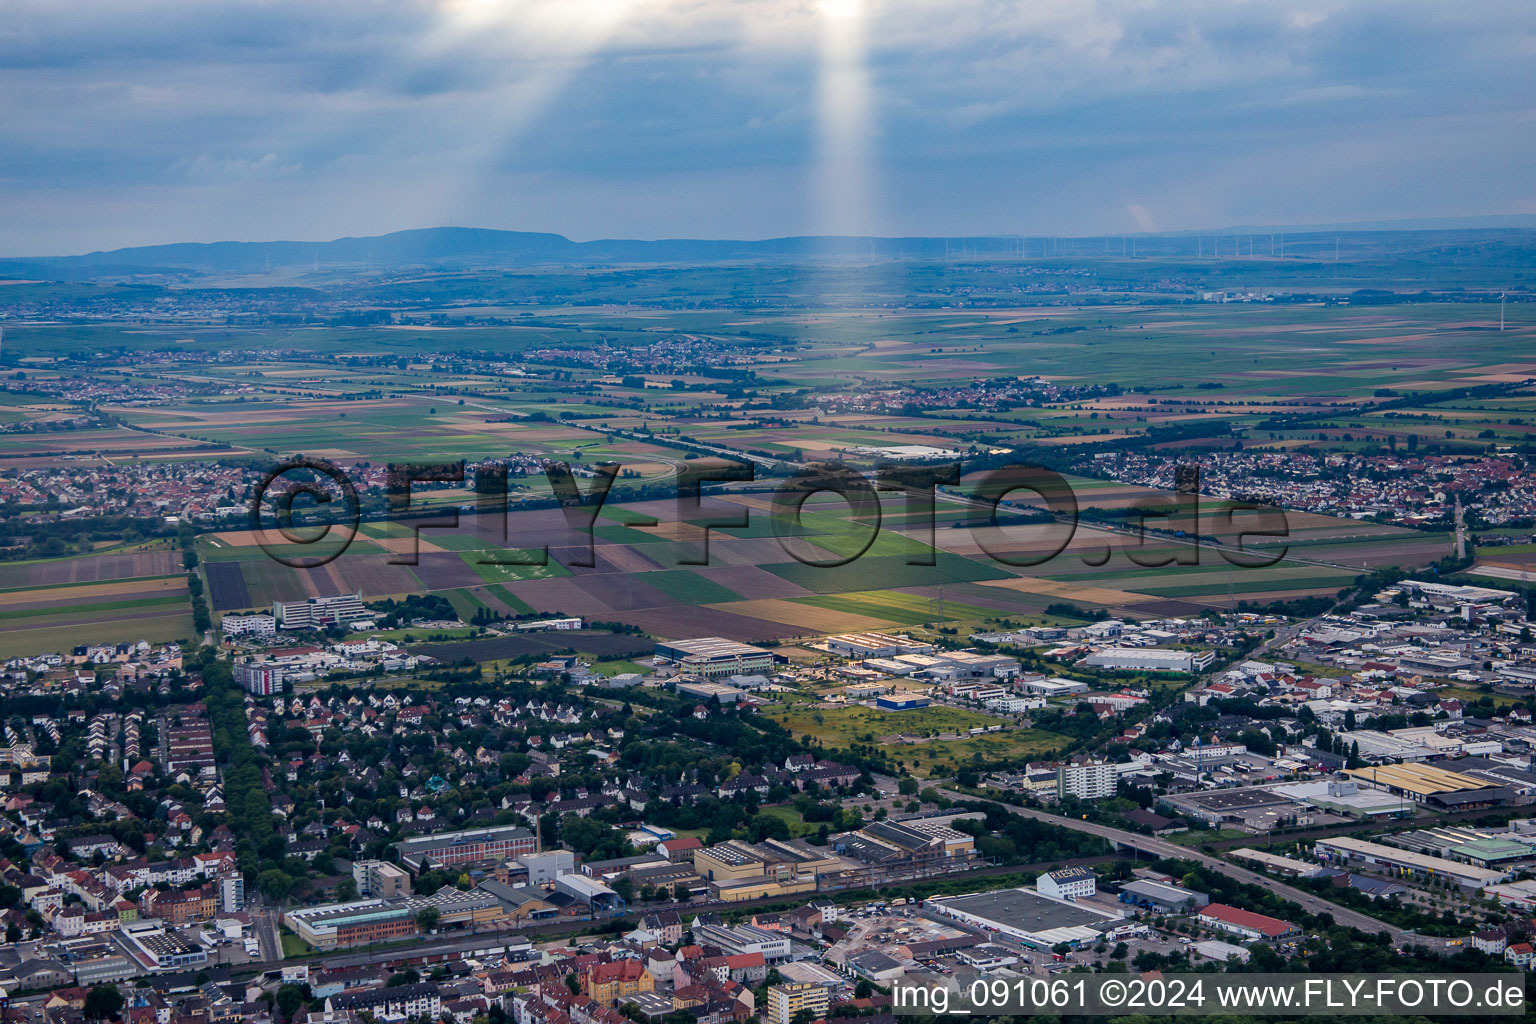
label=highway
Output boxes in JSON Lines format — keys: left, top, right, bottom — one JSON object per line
{"left": 936, "top": 788, "right": 1404, "bottom": 941}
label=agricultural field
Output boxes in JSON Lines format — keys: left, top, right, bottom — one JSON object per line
{"left": 0, "top": 565, "right": 196, "bottom": 658}
{"left": 2, "top": 292, "right": 1519, "bottom": 661}
{"left": 130, "top": 464, "right": 1450, "bottom": 645}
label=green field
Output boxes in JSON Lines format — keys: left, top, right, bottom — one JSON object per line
{"left": 763, "top": 703, "right": 1067, "bottom": 777}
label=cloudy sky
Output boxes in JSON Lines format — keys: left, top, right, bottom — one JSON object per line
{"left": 1, "top": 0, "right": 1532, "bottom": 254}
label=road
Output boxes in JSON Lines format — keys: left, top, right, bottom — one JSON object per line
{"left": 936, "top": 788, "right": 1404, "bottom": 941}
{"left": 251, "top": 904, "right": 284, "bottom": 962}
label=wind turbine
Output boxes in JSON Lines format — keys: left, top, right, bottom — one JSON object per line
{"left": 1501, "top": 291, "right": 1507, "bottom": 331}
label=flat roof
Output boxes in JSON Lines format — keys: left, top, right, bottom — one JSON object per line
{"left": 699, "top": 842, "right": 763, "bottom": 867}
{"left": 1317, "top": 836, "right": 1506, "bottom": 883}
{"left": 1169, "top": 788, "right": 1291, "bottom": 811}
{"left": 1120, "top": 879, "right": 1202, "bottom": 901}
{"left": 1449, "top": 838, "right": 1536, "bottom": 861}
{"left": 394, "top": 824, "right": 534, "bottom": 852}
{"left": 939, "top": 887, "right": 1116, "bottom": 933}
{"left": 658, "top": 637, "right": 770, "bottom": 658}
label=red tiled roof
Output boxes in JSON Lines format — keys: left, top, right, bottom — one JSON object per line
{"left": 1198, "top": 903, "right": 1295, "bottom": 937}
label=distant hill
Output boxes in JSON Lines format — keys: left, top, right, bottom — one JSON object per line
{"left": 0, "top": 228, "right": 983, "bottom": 277}
{"left": 4, "top": 221, "right": 1536, "bottom": 279}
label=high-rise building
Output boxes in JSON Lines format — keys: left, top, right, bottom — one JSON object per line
{"left": 767, "top": 983, "right": 830, "bottom": 1024}
{"left": 219, "top": 873, "right": 245, "bottom": 913}
{"left": 233, "top": 662, "right": 282, "bottom": 696}
{"left": 1056, "top": 760, "right": 1116, "bottom": 801}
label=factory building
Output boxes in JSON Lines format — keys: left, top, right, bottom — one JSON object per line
{"left": 1314, "top": 836, "right": 1509, "bottom": 889}
{"left": 654, "top": 637, "right": 775, "bottom": 677}
{"left": 1082, "top": 648, "right": 1215, "bottom": 673}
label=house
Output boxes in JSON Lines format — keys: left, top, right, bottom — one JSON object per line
{"left": 1472, "top": 928, "right": 1509, "bottom": 955}
{"left": 582, "top": 960, "right": 654, "bottom": 1006}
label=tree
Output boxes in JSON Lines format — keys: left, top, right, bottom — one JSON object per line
{"left": 275, "top": 984, "right": 306, "bottom": 1023}
{"left": 417, "top": 906, "right": 441, "bottom": 932}
{"left": 258, "top": 868, "right": 293, "bottom": 900}
{"left": 898, "top": 777, "right": 919, "bottom": 796}
{"left": 84, "top": 985, "right": 125, "bottom": 1022}
{"left": 854, "top": 979, "right": 874, "bottom": 1000}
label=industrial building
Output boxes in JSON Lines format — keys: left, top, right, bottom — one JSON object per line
{"left": 512, "top": 617, "right": 583, "bottom": 632}
{"left": 695, "top": 841, "right": 769, "bottom": 883}
{"left": 674, "top": 680, "right": 747, "bottom": 704}
{"left": 929, "top": 886, "right": 1128, "bottom": 950}
{"left": 654, "top": 637, "right": 774, "bottom": 677}
{"left": 554, "top": 873, "right": 623, "bottom": 914}
{"left": 1314, "top": 836, "right": 1509, "bottom": 889}
{"left": 1117, "top": 879, "right": 1209, "bottom": 913}
{"left": 862, "top": 650, "right": 1018, "bottom": 680}
{"left": 875, "top": 694, "right": 930, "bottom": 711}
{"left": 1228, "top": 848, "right": 1329, "bottom": 880}
{"left": 833, "top": 819, "right": 976, "bottom": 865}
{"left": 393, "top": 824, "right": 536, "bottom": 872}
{"left": 824, "top": 633, "right": 934, "bottom": 658}
{"left": 694, "top": 922, "right": 792, "bottom": 962}
{"left": 519, "top": 850, "right": 576, "bottom": 887}
{"left": 119, "top": 924, "right": 209, "bottom": 972}
{"left": 1270, "top": 779, "right": 1410, "bottom": 818}
{"left": 1081, "top": 648, "right": 1215, "bottom": 673}
{"left": 1197, "top": 904, "right": 1299, "bottom": 941}
{"left": 285, "top": 899, "right": 417, "bottom": 949}
{"left": 1386, "top": 826, "right": 1536, "bottom": 869}
{"left": 1016, "top": 676, "right": 1089, "bottom": 696}
{"left": 1158, "top": 788, "right": 1315, "bottom": 831}
{"left": 1345, "top": 763, "right": 1511, "bottom": 810}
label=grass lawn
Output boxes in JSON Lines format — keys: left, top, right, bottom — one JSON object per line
{"left": 363, "top": 626, "right": 487, "bottom": 643}
{"left": 763, "top": 703, "right": 1067, "bottom": 776}
{"left": 592, "top": 658, "right": 651, "bottom": 676}
{"left": 756, "top": 804, "right": 817, "bottom": 838}
{"left": 1440, "top": 685, "right": 1519, "bottom": 708}
{"left": 1169, "top": 828, "right": 1251, "bottom": 846}
{"left": 280, "top": 929, "right": 313, "bottom": 958}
